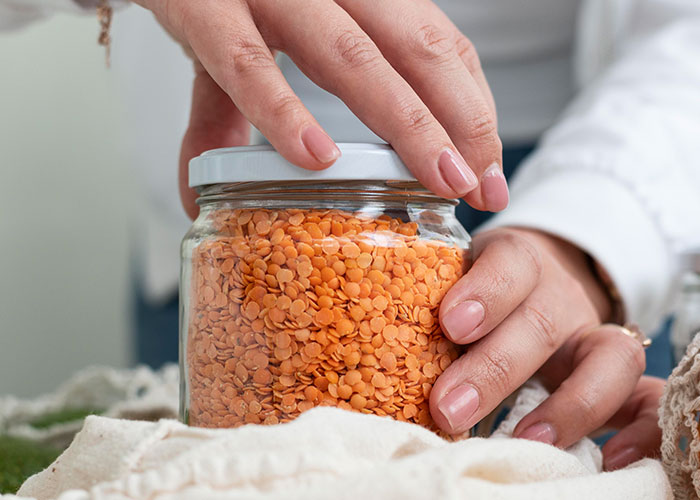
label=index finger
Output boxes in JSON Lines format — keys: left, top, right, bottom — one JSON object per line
{"left": 175, "top": 0, "right": 342, "bottom": 171}
{"left": 430, "top": 279, "right": 594, "bottom": 434}
{"left": 252, "top": 0, "right": 481, "bottom": 200}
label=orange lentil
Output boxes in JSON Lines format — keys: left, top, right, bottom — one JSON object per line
{"left": 380, "top": 352, "right": 398, "bottom": 371}
{"left": 372, "top": 295, "right": 389, "bottom": 311}
{"left": 186, "top": 208, "right": 467, "bottom": 434}
{"left": 345, "top": 369, "right": 362, "bottom": 386}
{"left": 315, "top": 308, "right": 334, "bottom": 326}
{"left": 346, "top": 268, "right": 364, "bottom": 283}
{"left": 357, "top": 253, "right": 373, "bottom": 269}
{"left": 350, "top": 394, "right": 367, "bottom": 410}
{"left": 338, "top": 384, "right": 353, "bottom": 400}
{"left": 342, "top": 242, "right": 361, "bottom": 259}
{"left": 344, "top": 351, "right": 361, "bottom": 367}
{"left": 289, "top": 299, "right": 306, "bottom": 316}
{"left": 336, "top": 318, "right": 355, "bottom": 336}
{"left": 344, "top": 282, "right": 361, "bottom": 298}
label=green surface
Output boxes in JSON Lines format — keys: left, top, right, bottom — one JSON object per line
{"left": 28, "top": 407, "right": 103, "bottom": 430}
{"left": 0, "top": 436, "right": 61, "bottom": 494}
{"left": 0, "top": 406, "right": 103, "bottom": 493}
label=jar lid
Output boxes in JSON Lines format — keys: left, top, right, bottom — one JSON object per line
{"left": 189, "top": 143, "right": 416, "bottom": 188}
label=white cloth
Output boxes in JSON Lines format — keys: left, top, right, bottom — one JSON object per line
{"left": 0, "top": 365, "right": 179, "bottom": 449}
{"left": 2, "top": 0, "right": 700, "bottom": 333}
{"left": 1, "top": 380, "right": 671, "bottom": 500}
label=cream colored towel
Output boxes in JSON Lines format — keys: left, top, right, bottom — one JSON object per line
{"left": 5, "top": 381, "right": 671, "bottom": 500}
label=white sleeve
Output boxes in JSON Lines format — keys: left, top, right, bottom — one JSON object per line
{"left": 481, "top": 0, "right": 700, "bottom": 334}
{"left": 0, "top": 0, "right": 125, "bottom": 31}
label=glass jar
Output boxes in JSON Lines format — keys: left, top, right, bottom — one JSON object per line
{"left": 180, "top": 144, "right": 471, "bottom": 432}
{"left": 671, "top": 250, "right": 700, "bottom": 364}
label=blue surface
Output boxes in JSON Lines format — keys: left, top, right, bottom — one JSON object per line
{"left": 645, "top": 319, "right": 674, "bottom": 379}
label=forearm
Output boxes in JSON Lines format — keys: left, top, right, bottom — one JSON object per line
{"left": 482, "top": 0, "right": 700, "bottom": 334}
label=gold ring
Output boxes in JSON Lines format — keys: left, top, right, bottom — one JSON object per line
{"left": 600, "top": 323, "right": 652, "bottom": 349}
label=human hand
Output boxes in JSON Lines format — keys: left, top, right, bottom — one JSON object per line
{"left": 514, "top": 334, "right": 663, "bottom": 470}
{"left": 130, "top": 0, "right": 506, "bottom": 219}
{"left": 429, "top": 228, "right": 656, "bottom": 452}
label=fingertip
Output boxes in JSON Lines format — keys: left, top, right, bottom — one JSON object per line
{"left": 603, "top": 446, "right": 642, "bottom": 471}
{"left": 437, "top": 149, "right": 479, "bottom": 198}
{"left": 514, "top": 421, "right": 557, "bottom": 445}
{"left": 301, "top": 126, "right": 341, "bottom": 168}
{"left": 429, "top": 382, "right": 480, "bottom": 435}
{"left": 439, "top": 300, "right": 485, "bottom": 344}
{"left": 480, "top": 163, "right": 509, "bottom": 212}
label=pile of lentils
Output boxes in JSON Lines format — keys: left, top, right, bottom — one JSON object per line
{"left": 186, "top": 208, "right": 467, "bottom": 432}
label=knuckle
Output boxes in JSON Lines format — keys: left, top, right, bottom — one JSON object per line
{"left": 268, "top": 93, "right": 301, "bottom": 121}
{"left": 412, "top": 24, "right": 454, "bottom": 62}
{"left": 473, "top": 348, "right": 516, "bottom": 396}
{"left": 396, "top": 102, "right": 435, "bottom": 136}
{"left": 464, "top": 106, "right": 498, "bottom": 143}
{"left": 455, "top": 34, "right": 482, "bottom": 72}
{"left": 565, "top": 385, "right": 601, "bottom": 426}
{"left": 228, "top": 39, "right": 274, "bottom": 76}
{"left": 333, "top": 30, "right": 382, "bottom": 69}
{"left": 521, "top": 302, "right": 559, "bottom": 352}
{"left": 485, "top": 266, "right": 512, "bottom": 295}
{"left": 615, "top": 337, "right": 647, "bottom": 375}
{"left": 499, "top": 232, "right": 544, "bottom": 281}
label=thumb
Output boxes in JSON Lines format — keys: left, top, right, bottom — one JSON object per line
{"left": 180, "top": 64, "right": 251, "bottom": 220}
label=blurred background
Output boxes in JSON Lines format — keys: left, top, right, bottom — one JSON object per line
{"left": 0, "top": 14, "right": 133, "bottom": 396}
{"left": 1, "top": 1, "right": 696, "bottom": 398}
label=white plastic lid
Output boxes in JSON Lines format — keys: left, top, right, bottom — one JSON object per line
{"left": 188, "top": 143, "right": 416, "bottom": 188}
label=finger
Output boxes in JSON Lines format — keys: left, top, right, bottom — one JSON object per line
{"left": 179, "top": 65, "right": 251, "bottom": 220}
{"left": 181, "top": 1, "right": 341, "bottom": 172}
{"left": 430, "top": 281, "right": 595, "bottom": 435}
{"left": 602, "top": 376, "right": 665, "bottom": 471}
{"left": 513, "top": 325, "right": 647, "bottom": 448}
{"left": 439, "top": 230, "right": 541, "bottom": 345}
{"left": 253, "top": 0, "right": 479, "bottom": 200}
{"left": 335, "top": 0, "right": 505, "bottom": 211}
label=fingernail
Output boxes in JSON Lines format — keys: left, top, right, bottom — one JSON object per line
{"left": 438, "top": 149, "right": 478, "bottom": 197}
{"left": 436, "top": 384, "right": 479, "bottom": 432}
{"left": 441, "top": 300, "right": 485, "bottom": 343}
{"left": 517, "top": 422, "right": 557, "bottom": 445}
{"left": 604, "top": 447, "right": 640, "bottom": 471}
{"left": 301, "top": 126, "right": 341, "bottom": 164}
{"left": 481, "top": 163, "right": 509, "bottom": 212}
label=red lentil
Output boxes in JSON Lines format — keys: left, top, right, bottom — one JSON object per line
{"left": 185, "top": 208, "right": 467, "bottom": 433}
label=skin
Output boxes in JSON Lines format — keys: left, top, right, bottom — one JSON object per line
{"left": 433, "top": 228, "right": 664, "bottom": 468}
{"left": 130, "top": 0, "right": 507, "bottom": 220}
{"left": 132, "top": 0, "right": 662, "bottom": 466}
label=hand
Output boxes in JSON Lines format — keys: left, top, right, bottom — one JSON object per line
{"left": 429, "top": 228, "right": 652, "bottom": 448}
{"left": 514, "top": 331, "right": 664, "bottom": 470}
{"left": 131, "top": 0, "right": 506, "bottom": 219}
